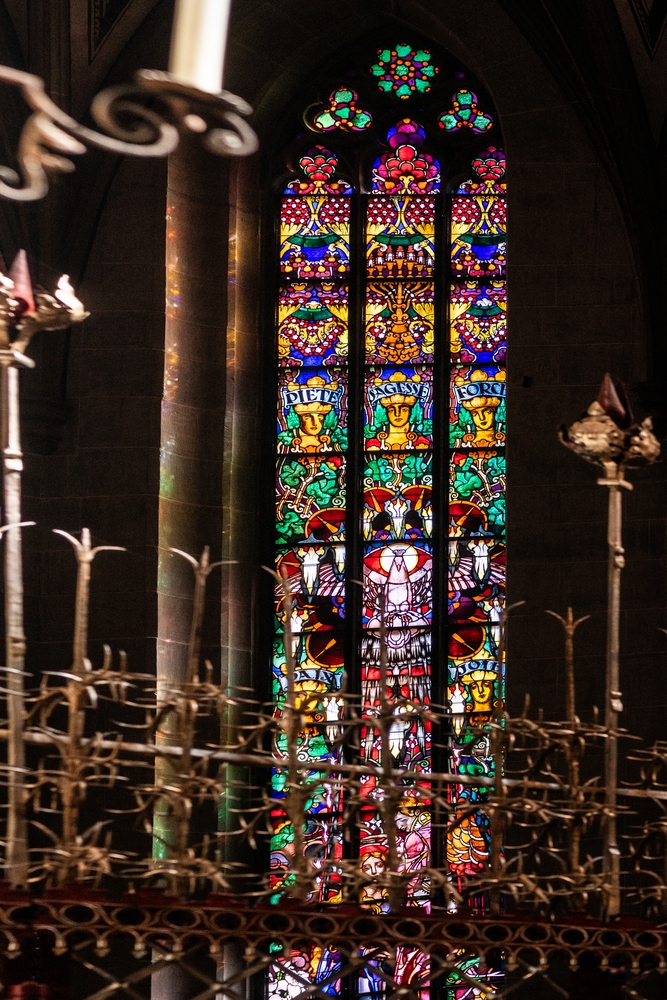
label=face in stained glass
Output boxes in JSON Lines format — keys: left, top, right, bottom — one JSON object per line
{"left": 448, "top": 660, "right": 503, "bottom": 726}
{"left": 449, "top": 365, "right": 505, "bottom": 450}
{"left": 278, "top": 284, "right": 348, "bottom": 367}
{"left": 278, "top": 368, "right": 347, "bottom": 454}
{"left": 271, "top": 629, "right": 345, "bottom": 903}
{"left": 270, "top": 114, "right": 509, "bottom": 998}
{"left": 365, "top": 366, "right": 433, "bottom": 451}
{"left": 366, "top": 283, "right": 434, "bottom": 365}
{"left": 363, "top": 541, "right": 432, "bottom": 628}
{"left": 366, "top": 196, "right": 435, "bottom": 279}
{"left": 358, "top": 804, "right": 431, "bottom": 899}
{"left": 276, "top": 456, "right": 346, "bottom": 546}
{"left": 446, "top": 160, "right": 506, "bottom": 910}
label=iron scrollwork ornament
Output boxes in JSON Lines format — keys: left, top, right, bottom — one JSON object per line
{"left": 0, "top": 64, "right": 259, "bottom": 202}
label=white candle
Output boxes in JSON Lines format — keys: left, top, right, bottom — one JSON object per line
{"left": 169, "top": 0, "right": 232, "bottom": 94}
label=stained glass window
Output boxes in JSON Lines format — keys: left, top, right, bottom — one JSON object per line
{"left": 370, "top": 44, "right": 438, "bottom": 98}
{"left": 270, "top": 51, "right": 506, "bottom": 1000}
{"left": 271, "top": 147, "right": 350, "bottom": 997}
{"left": 307, "top": 87, "right": 373, "bottom": 132}
{"left": 447, "top": 147, "right": 506, "bottom": 890}
{"left": 439, "top": 90, "right": 494, "bottom": 133}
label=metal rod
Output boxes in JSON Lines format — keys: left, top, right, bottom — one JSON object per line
{"left": 599, "top": 462, "right": 630, "bottom": 919}
{"left": 2, "top": 361, "right": 28, "bottom": 888}
{"left": 545, "top": 607, "right": 589, "bottom": 893}
{"left": 0, "top": 728, "right": 662, "bottom": 800}
{"left": 50, "top": 528, "right": 125, "bottom": 881}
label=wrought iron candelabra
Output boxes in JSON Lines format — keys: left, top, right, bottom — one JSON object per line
{"left": 0, "top": 59, "right": 257, "bottom": 202}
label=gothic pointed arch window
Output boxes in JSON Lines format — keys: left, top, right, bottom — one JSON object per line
{"left": 269, "top": 40, "right": 506, "bottom": 999}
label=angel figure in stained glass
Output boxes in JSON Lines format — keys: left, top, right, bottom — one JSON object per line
{"left": 449, "top": 683, "right": 467, "bottom": 737}
{"left": 448, "top": 536, "right": 504, "bottom": 595}
{"left": 364, "top": 543, "right": 432, "bottom": 628}
{"left": 275, "top": 548, "right": 346, "bottom": 631}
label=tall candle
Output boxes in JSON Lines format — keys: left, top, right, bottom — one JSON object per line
{"left": 169, "top": 0, "right": 231, "bottom": 94}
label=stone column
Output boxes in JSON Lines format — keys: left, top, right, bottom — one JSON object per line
{"left": 218, "top": 154, "right": 265, "bottom": 1000}
{"left": 154, "top": 136, "right": 229, "bottom": 1000}
{"left": 157, "top": 134, "right": 228, "bottom": 718}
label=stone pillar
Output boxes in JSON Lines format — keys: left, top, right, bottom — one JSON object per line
{"left": 157, "top": 135, "right": 228, "bottom": 713}
{"left": 155, "top": 141, "right": 228, "bottom": 1000}
{"left": 218, "top": 155, "right": 265, "bottom": 1000}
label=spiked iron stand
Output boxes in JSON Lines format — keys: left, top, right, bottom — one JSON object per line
{"left": 0, "top": 259, "right": 88, "bottom": 889}
{"left": 559, "top": 374, "right": 661, "bottom": 919}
